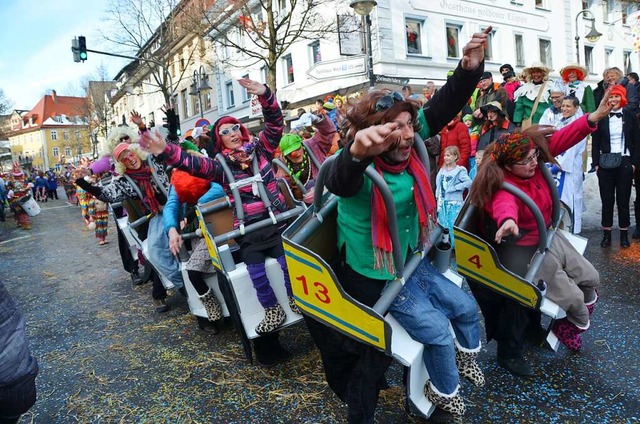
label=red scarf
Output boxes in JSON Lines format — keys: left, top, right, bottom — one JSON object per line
{"left": 125, "top": 165, "right": 161, "bottom": 213}
{"left": 371, "top": 150, "right": 437, "bottom": 273}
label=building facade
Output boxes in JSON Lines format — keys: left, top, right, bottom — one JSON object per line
{"left": 109, "top": 0, "right": 640, "bottom": 132}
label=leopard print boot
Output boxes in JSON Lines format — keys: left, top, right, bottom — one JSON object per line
{"left": 199, "top": 288, "right": 222, "bottom": 322}
{"left": 289, "top": 297, "right": 301, "bottom": 315}
{"left": 255, "top": 304, "right": 286, "bottom": 335}
{"left": 552, "top": 318, "right": 586, "bottom": 352}
{"left": 455, "top": 348, "right": 485, "bottom": 387}
{"left": 425, "top": 382, "right": 466, "bottom": 419}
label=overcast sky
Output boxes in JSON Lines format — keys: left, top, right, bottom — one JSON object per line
{"left": 0, "top": 0, "right": 130, "bottom": 110}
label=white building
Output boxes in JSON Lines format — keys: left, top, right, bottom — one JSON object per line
{"left": 111, "top": 0, "right": 640, "bottom": 132}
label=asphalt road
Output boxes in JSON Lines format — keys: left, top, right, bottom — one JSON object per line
{"left": 1, "top": 184, "right": 639, "bottom": 423}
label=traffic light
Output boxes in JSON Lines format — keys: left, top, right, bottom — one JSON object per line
{"left": 71, "top": 38, "right": 80, "bottom": 63}
{"left": 78, "top": 36, "right": 87, "bottom": 61}
{"left": 176, "top": 114, "right": 181, "bottom": 136}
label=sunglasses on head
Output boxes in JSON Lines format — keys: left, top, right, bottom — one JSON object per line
{"left": 119, "top": 135, "right": 131, "bottom": 142}
{"left": 375, "top": 91, "right": 404, "bottom": 112}
{"left": 219, "top": 123, "right": 241, "bottom": 136}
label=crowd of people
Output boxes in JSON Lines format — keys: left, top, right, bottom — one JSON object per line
{"left": 3, "top": 24, "right": 640, "bottom": 424}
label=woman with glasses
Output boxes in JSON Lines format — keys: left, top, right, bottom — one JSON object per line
{"left": 301, "top": 29, "right": 491, "bottom": 424}
{"left": 139, "top": 78, "right": 298, "bottom": 367}
{"left": 467, "top": 92, "right": 612, "bottom": 376}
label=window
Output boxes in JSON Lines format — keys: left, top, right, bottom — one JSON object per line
{"left": 604, "top": 0, "right": 614, "bottom": 22}
{"left": 226, "top": 81, "right": 235, "bottom": 108}
{"left": 260, "top": 66, "right": 268, "bottom": 84}
{"left": 241, "top": 73, "right": 250, "bottom": 102}
{"left": 284, "top": 54, "right": 294, "bottom": 84}
{"left": 515, "top": 34, "right": 525, "bottom": 67}
{"left": 605, "top": 49, "right": 613, "bottom": 68}
{"left": 481, "top": 27, "right": 495, "bottom": 62}
{"left": 539, "top": 39, "right": 552, "bottom": 69}
{"left": 192, "top": 92, "right": 201, "bottom": 117}
{"left": 406, "top": 19, "right": 423, "bottom": 55}
{"left": 51, "top": 130, "right": 58, "bottom": 140}
{"left": 203, "top": 91, "right": 212, "bottom": 111}
{"left": 53, "top": 147, "right": 59, "bottom": 157}
{"left": 63, "top": 131, "right": 70, "bottom": 140}
{"left": 64, "top": 147, "right": 71, "bottom": 157}
{"left": 181, "top": 89, "right": 189, "bottom": 118}
{"left": 278, "top": 0, "right": 287, "bottom": 11}
{"left": 75, "top": 130, "right": 80, "bottom": 140}
{"left": 446, "top": 24, "right": 461, "bottom": 58}
{"left": 535, "top": 0, "right": 544, "bottom": 8}
{"left": 585, "top": 46, "right": 594, "bottom": 73}
{"left": 624, "top": 51, "right": 633, "bottom": 74}
{"left": 309, "top": 41, "right": 321, "bottom": 64}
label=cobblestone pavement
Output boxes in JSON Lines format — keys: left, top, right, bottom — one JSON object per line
{"left": 1, "top": 189, "right": 638, "bottom": 423}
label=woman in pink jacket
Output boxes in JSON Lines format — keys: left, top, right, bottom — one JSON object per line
{"left": 466, "top": 92, "right": 612, "bottom": 377}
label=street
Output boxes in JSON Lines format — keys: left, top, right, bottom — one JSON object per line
{"left": 1, "top": 181, "right": 639, "bottom": 423}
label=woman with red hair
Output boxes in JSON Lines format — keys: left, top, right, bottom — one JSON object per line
{"left": 559, "top": 63, "right": 596, "bottom": 113}
{"left": 467, "top": 92, "right": 611, "bottom": 374}
{"left": 591, "top": 84, "right": 640, "bottom": 248}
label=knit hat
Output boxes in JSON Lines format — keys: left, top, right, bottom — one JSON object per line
{"left": 180, "top": 140, "right": 200, "bottom": 153}
{"left": 212, "top": 116, "right": 252, "bottom": 151}
{"left": 184, "top": 129, "right": 194, "bottom": 139}
{"left": 462, "top": 114, "right": 474, "bottom": 123}
{"left": 480, "top": 71, "right": 493, "bottom": 80}
{"left": 490, "top": 132, "right": 535, "bottom": 166}
{"left": 609, "top": 84, "right": 628, "bottom": 108}
{"left": 500, "top": 64, "right": 514, "bottom": 74}
{"left": 279, "top": 134, "right": 303, "bottom": 156}
{"left": 113, "top": 142, "right": 131, "bottom": 162}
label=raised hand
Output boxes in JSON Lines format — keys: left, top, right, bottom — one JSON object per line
{"left": 461, "top": 27, "right": 491, "bottom": 71}
{"left": 588, "top": 87, "right": 614, "bottom": 124}
{"left": 139, "top": 128, "right": 167, "bottom": 155}
{"left": 238, "top": 78, "right": 267, "bottom": 96}
{"left": 130, "top": 111, "right": 144, "bottom": 126}
{"left": 349, "top": 122, "right": 401, "bottom": 160}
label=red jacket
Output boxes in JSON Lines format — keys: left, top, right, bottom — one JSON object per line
{"left": 438, "top": 118, "right": 471, "bottom": 169}
{"left": 486, "top": 115, "right": 596, "bottom": 246}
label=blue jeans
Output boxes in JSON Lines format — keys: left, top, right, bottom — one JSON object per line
{"left": 147, "top": 214, "right": 184, "bottom": 289}
{"left": 389, "top": 260, "right": 480, "bottom": 394}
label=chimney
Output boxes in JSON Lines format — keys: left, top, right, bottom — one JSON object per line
{"left": 51, "top": 90, "right": 57, "bottom": 103}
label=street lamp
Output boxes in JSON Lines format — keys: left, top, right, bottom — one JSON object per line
{"left": 575, "top": 9, "right": 602, "bottom": 64}
{"left": 189, "top": 65, "right": 212, "bottom": 118}
{"left": 350, "top": 0, "right": 377, "bottom": 88}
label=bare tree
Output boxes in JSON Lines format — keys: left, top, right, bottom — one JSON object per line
{"left": 101, "top": 0, "right": 208, "bottom": 104}
{"left": 0, "top": 89, "right": 15, "bottom": 140}
{"left": 201, "top": 0, "right": 341, "bottom": 93}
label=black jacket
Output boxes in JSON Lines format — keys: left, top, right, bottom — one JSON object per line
{"left": 591, "top": 108, "right": 640, "bottom": 167}
{"left": 594, "top": 77, "right": 639, "bottom": 115}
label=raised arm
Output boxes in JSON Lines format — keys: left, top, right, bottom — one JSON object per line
{"left": 238, "top": 78, "right": 284, "bottom": 155}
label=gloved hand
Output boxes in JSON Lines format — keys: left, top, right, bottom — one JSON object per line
{"left": 91, "top": 156, "right": 112, "bottom": 175}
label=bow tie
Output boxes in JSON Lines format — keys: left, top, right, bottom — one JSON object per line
{"left": 610, "top": 112, "right": 623, "bottom": 118}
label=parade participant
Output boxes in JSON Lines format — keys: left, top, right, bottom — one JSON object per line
{"left": 45, "top": 169, "right": 59, "bottom": 200}
{"left": 538, "top": 80, "right": 567, "bottom": 128}
{"left": 462, "top": 114, "right": 480, "bottom": 170}
{"left": 34, "top": 171, "right": 48, "bottom": 202}
{"left": 163, "top": 147, "right": 226, "bottom": 334}
{"left": 559, "top": 63, "right": 596, "bottom": 113}
{"left": 591, "top": 85, "right": 640, "bottom": 247}
{"left": 304, "top": 28, "right": 490, "bottom": 423}
{"left": 467, "top": 92, "right": 611, "bottom": 373}
{"left": 333, "top": 95, "right": 348, "bottom": 130}
{"left": 140, "top": 78, "right": 300, "bottom": 336}
{"left": 476, "top": 101, "right": 516, "bottom": 152}
{"left": 545, "top": 96, "right": 586, "bottom": 234}
{"left": 277, "top": 112, "right": 336, "bottom": 204}
{"left": 436, "top": 146, "right": 472, "bottom": 247}
{"left": 513, "top": 62, "right": 553, "bottom": 127}
{"left": 7, "top": 164, "right": 32, "bottom": 231}
{"left": 0, "top": 175, "right": 6, "bottom": 222}
{"left": 0, "top": 281, "right": 39, "bottom": 423}
{"left": 75, "top": 110, "right": 184, "bottom": 313}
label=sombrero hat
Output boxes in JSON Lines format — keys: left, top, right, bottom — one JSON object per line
{"left": 523, "top": 61, "right": 551, "bottom": 75}
{"left": 559, "top": 63, "right": 587, "bottom": 77}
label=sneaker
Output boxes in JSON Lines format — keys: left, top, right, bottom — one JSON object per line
{"left": 497, "top": 356, "right": 534, "bottom": 377}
